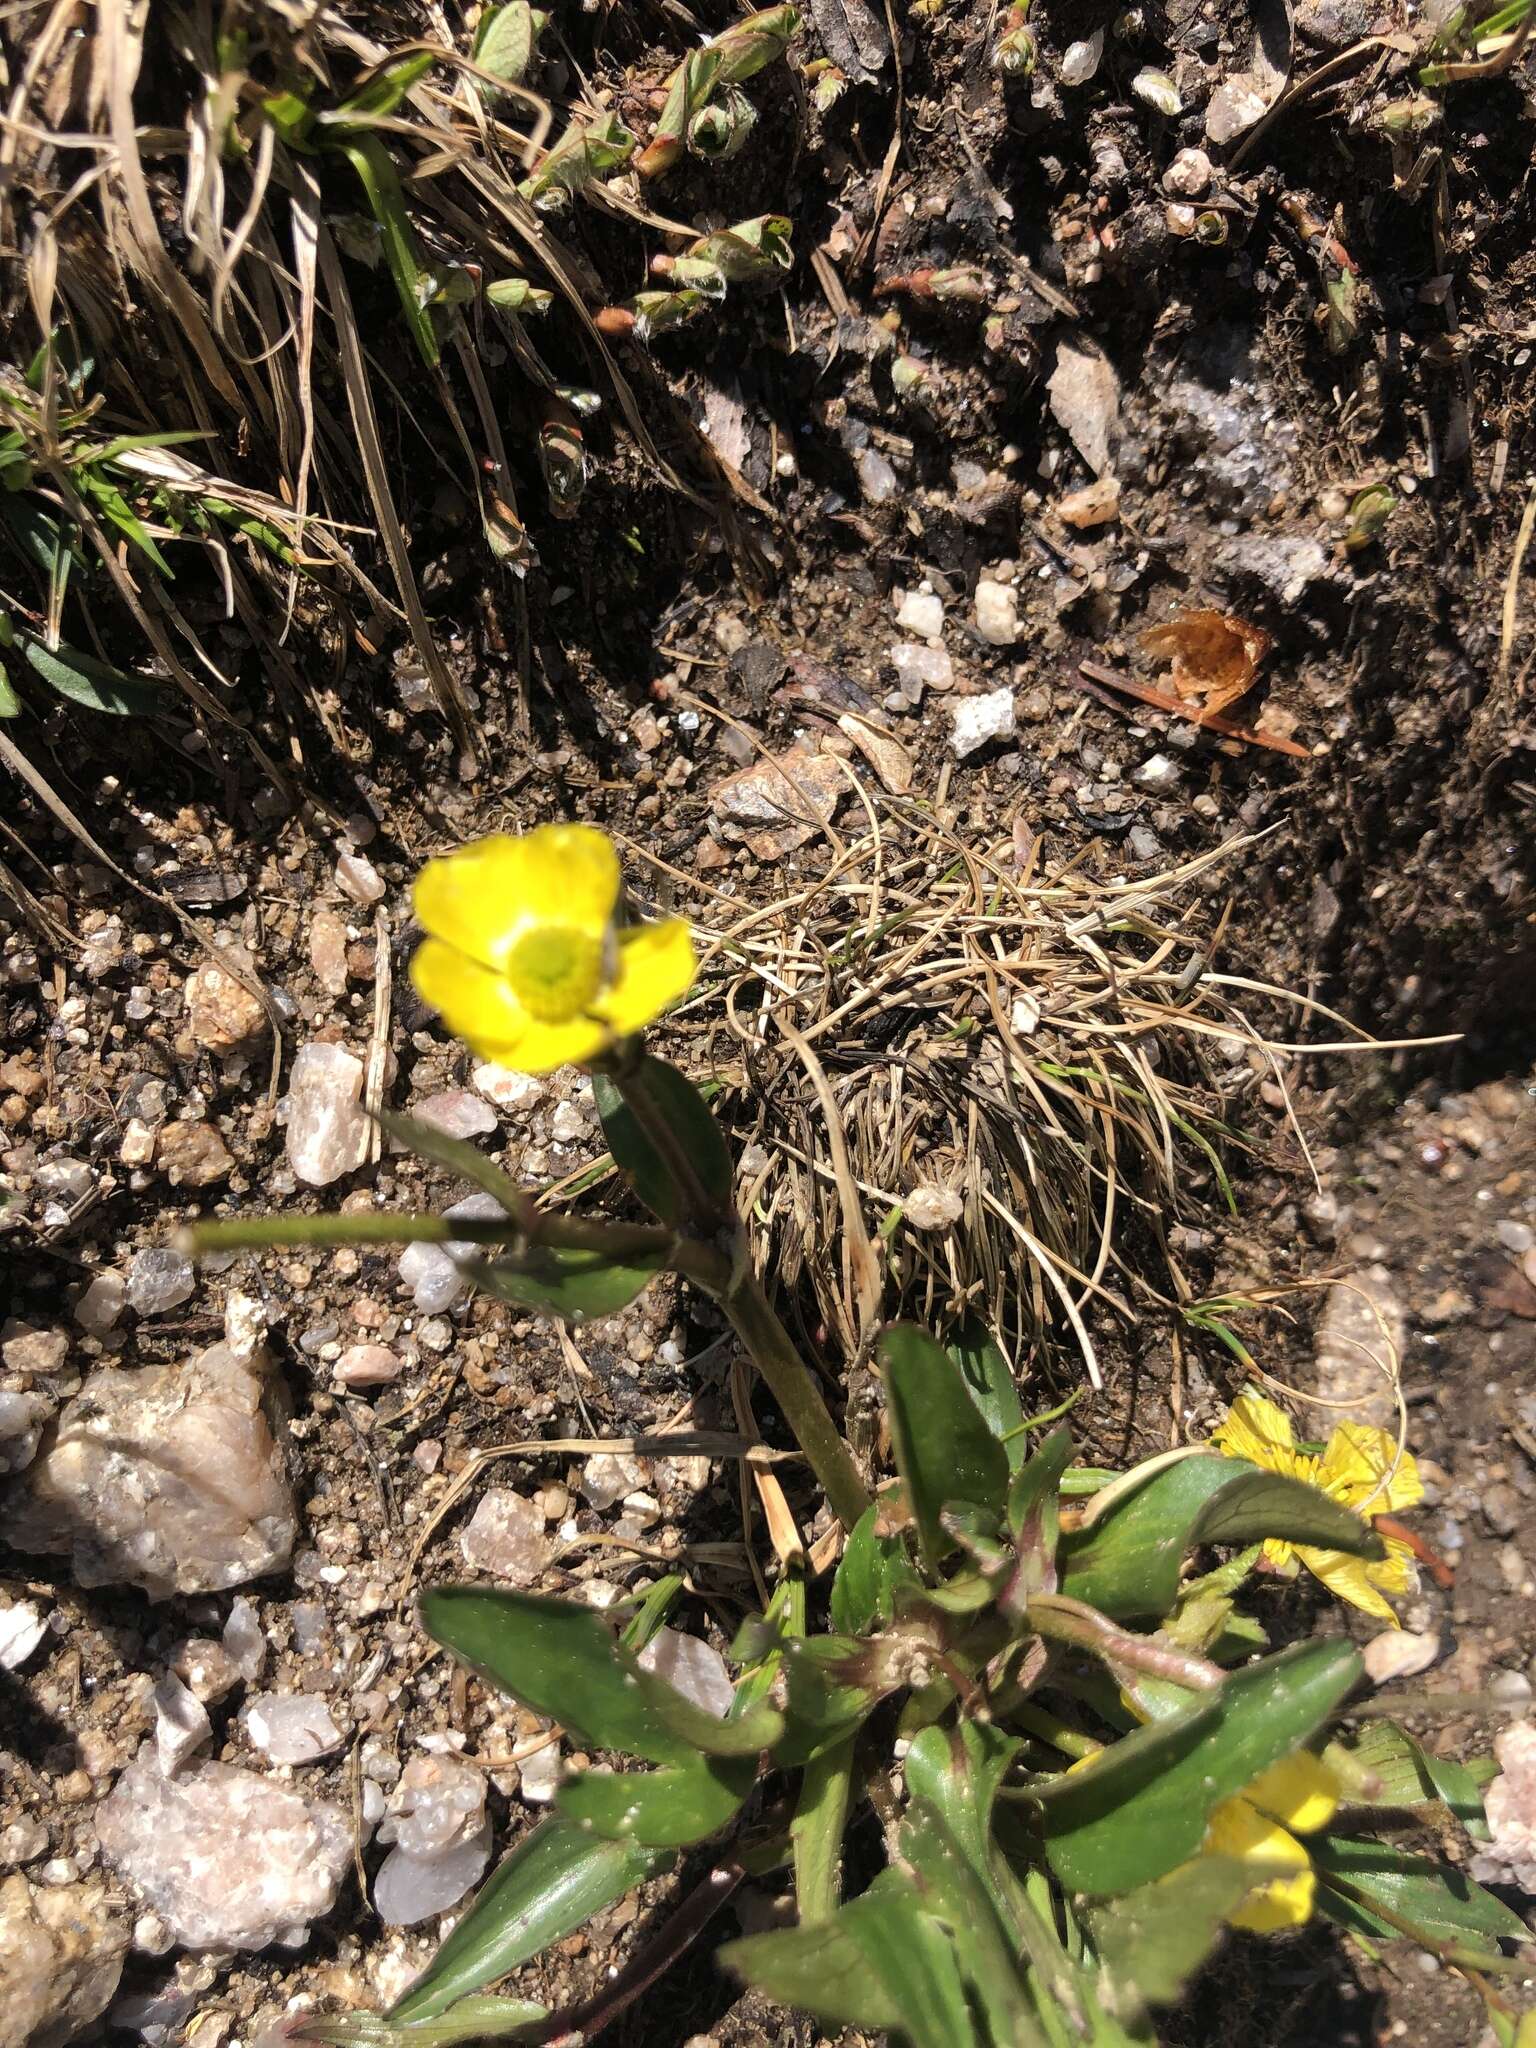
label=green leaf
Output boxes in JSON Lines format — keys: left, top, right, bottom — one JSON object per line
{"left": 376, "top": 1109, "right": 526, "bottom": 1215}
{"left": 1329, "top": 1719, "right": 1491, "bottom": 1840}
{"left": 473, "top": 1242, "right": 668, "bottom": 1323}
{"left": 829, "top": 1504, "right": 919, "bottom": 1636}
{"left": 947, "top": 1320, "right": 1025, "bottom": 1465}
{"left": 791, "top": 1734, "right": 854, "bottom": 1924}
{"left": 0, "top": 669, "right": 19, "bottom": 718}
{"left": 1058, "top": 1454, "right": 1385, "bottom": 1621}
{"left": 306, "top": 1995, "right": 547, "bottom": 2046}
{"left": 94, "top": 428, "right": 210, "bottom": 464}
{"left": 332, "top": 133, "right": 439, "bottom": 368}
{"left": 328, "top": 50, "right": 437, "bottom": 131}
{"left": 1039, "top": 1639, "right": 1362, "bottom": 1895}
{"left": 724, "top": 1868, "right": 976, "bottom": 2048}
{"left": 775, "top": 1634, "right": 894, "bottom": 1767}
{"left": 473, "top": 3, "right": 546, "bottom": 89}
{"left": 904, "top": 1721, "right": 1022, "bottom": 1897}
{"left": 1000, "top": 1425, "right": 1075, "bottom": 1609}
{"left": 389, "top": 1819, "right": 668, "bottom": 2022}
{"left": 262, "top": 89, "right": 315, "bottom": 144}
{"left": 420, "top": 1588, "right": 781, "bottom": 1764}
{"left": 901, "top": 1804, "right": 1051, "bottom": 2048}
{"left": 1085, "top": 1856, "right": 1253, "bottom": 2014}
{"left": 21, "top": 636, "right": 165, "bottom": 716}
{"left": 1311, "top": 1836, "right": 1528, "bottom": 1955}
{"left": 558, "top": 1754, "right": 754, "bottom": 1846}
{"left": 881, "top": 1325, "right": 1010, "bottom": 1571}
{"left": 591, "top": 1056, "right": 732, "bottom": 1228}
{"left": 75, "top": 468, "right": 175, "bottom": 576}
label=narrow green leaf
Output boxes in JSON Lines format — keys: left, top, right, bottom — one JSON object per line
{"left": 375, "top": 1109, "right": 526, "bottom": 1215}
{"left": 1059, "top": 1455, "right": 1385, "bottom": 1621}
{"left": 328, "top": 50, "right": 437, "bottom": 131}
{"left": 829, "top": 1504, "right": 919, "bottom": 1636}
{"left": 94, "top": 428, "right": 210, "bottom": 463}
{"left": 0, "top": 669, "right": 20, "bottom": 718}
{"left": 881, "top": 1324, "right": 1010, "bottom": 1571}
{"left": 557, "top": 1754, "right": 754, "bottom": 1846}
{"left": 421, "top": 1587, "right": 781, "bottom": 1763}
{"left": 1330, "top": 1718, "right": 1491, "bottom": 1838}
{"left": 1311, "top": 1836, "right": 1528, "bottom": 1954}
{"left": 1085, "top": 1856, "right": 1253, "bottom": 2014}
{"left": 791, "top": 1734, "right": 854, "bottom": 1924}
{"left": 75, "top": 469, "right": 174, "bottom": 576}
{"left": 947, "top": 1319, "right": 1025, "bottom": 1464}
{"left": 306, "top": 1995, "right": 546, "bottom": 2046}
{"left": 473, "top": 1242, "right": 668, "bottom": 1322}
{"left": 1039, "top": 1639, "right": 1362, "bottom": 1895}
{"left": 332, "top": 134, "right": 439, "bottom": 368}
{"left": 1000, "top": 1424, "right": 1075, "bottom": 1609}
{"left": 901, "top": 1804, "right": 1050, "bottom": 2048}
{"left": 388, "top": 1819, "right": 669, "bottom": 2022}
{"left": 592, "top": 1057, "right": 732, "bottom": 1227}
{"left": 22, "top": 636, "right": 165, "bottom": 716}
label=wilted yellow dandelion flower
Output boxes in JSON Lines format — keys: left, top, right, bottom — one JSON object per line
{"left": 1203, "top": 1750, "right": 1341, "bottom": 1933}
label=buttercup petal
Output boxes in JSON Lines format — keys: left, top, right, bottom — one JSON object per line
{"left": 413, "top": 837, "right": 537, "bottom": 969}
{"left": 1212, "top": 1389, "right": 1299, "bottom": 1472}
{"left": 1244, "top": 1752, "right": 1340, "bottom": 1838}
{"left": 597, "top": 920, "right": 698, "bottom": 1035}
{"left": 411, "top": 940, "right": 610, "bottom": 1071}
{"left": 515, "top": 824, "right": 623, "bottom": 930}
{"left": 1295, "top": 1544, "right": 1400, "bottom": 1623}
{"left": 1204, "top": 1795, "right": 1315, "bottom": 1933}
{"left": 1317, "top": 1423, "right": 1422, "bottom": 1514}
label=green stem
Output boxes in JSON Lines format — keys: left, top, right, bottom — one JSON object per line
{"left": 608, "top": 1053, "right": 872, "bottom": 1533}
{"left": 182, "top": 1209, "right": 674, "bottom": 1261}
{"left": 1026, "top": 1593, "right": 1224, "bottom": 1691}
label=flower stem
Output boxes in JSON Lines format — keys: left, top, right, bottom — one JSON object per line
{"left": 1026, "top": 1593, "right": 1225, "bottom": 1691}
{"left": 608, "top": 1054, "right": 872, "bottom": 1533}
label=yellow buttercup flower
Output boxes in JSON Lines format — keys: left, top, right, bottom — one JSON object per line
{"left": 410, "top": 826, "right": 696, "bottom": 1074}
{"left": 1202, "top": 1751, "right": 1340, "bottom": 1933}
{"left": 1210, "top": 1388, "right": 1423, "bottom": 1624}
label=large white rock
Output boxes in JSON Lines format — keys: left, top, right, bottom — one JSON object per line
{"left": 373, "top": 1756, "right": 491, "bottom": 1928}
{"left": 2, "top": 1335, "right": 296, "bottom": 1600}
{"left": 96, "top": 1746, "right": 352, "bottom": 1951}
{"left": 285, "top": 1042, "right": 369, "bottom": 1186}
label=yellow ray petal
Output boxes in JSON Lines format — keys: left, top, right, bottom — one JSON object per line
{"left": 597, "top": 919, "right": 698, "bottom": 1035}
{"left": 1317, "top": 1423, "right": 1422, "bottom": 1514}
{"left": 1204, "top": 1795, "right": 1315, "bottom": 1933}
{"left": 1294, "top": 1543, "right": 1401, "bottom": 1623}
{"left": 516, "top": 824, "right": 623, "bottom": 929}
{"left": 1244, "top": 1751, "right": 1340, "bottom": 1837}
{"left": 1211, "top": 1389, "right": 1298, "bottom": 1472}
{"left": 413, "top": 836, "right": 536, "bottom": 969}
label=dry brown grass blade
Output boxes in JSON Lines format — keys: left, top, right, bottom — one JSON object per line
{"left": 776, "top": 1011, "right": 882, "bottom": 1361}
{"left": 316, "top": 223, "right": 472, "bottom": 751}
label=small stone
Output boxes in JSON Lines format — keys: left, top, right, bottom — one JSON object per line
{"left": 185, "top": 964, "right": 266, "bottom": 1056}
{"left": 0, "top": 1874, "right": 127, "bottom": 2048}
{"left": 398, "top": 1242, "right": 467, "bottom": 1316}
{"left": 334, "top": 1344, "right": 402, "bottom": 1388}
{"left": 1483, "top": 1484, "right": 1522, "bottom": 1539}
{"left": 1163, "top": 147, "right": 1213, "bottom": 197}
{"left": 0, "top": 1600, "right": 49, "bottom": 1671}
{"left": 894, "top": 588, "right": 944, "bottom": 640}
{"left": 517, "top": 1742, "right": 561, "bottom": 1804}
{"left": 158, "top": 1121, "right": 233, "bottom": 1189}
{"left": 637, "top": 1629, "right": 734, "bottom": 1718}
{"left": 549, "top": 1100, "right": 588, "bottom": 1146}
{"left": 472, "top": 1065, "right": 545, "bottom": 1113}
{"left": 889, "top": 643, "right": 953, "bottom": 694}
{"left": 1057, "top": 477, "right": 1122, "bottom": 529}
{"left": 949, "top": 687, "right": 1016, "bottom": 760}
{"left": 1, "top": 1323, "right": 68, "bottom": 1377}
{"left": 374, "top": 1757, "right": 490, "bottom": 1927}
{"left": 126, "top": 1250, "right": 195, "bottom": 1318}
{"left": 856, "top": 448, "right": 899, "bottom": 503}
{"left": 1048, "top": 337, "right": 1121, "bottom": 477}
{"left": 2, "top": 1334, "right": 296, "bottom": 1599}
{"left": 0, "top": 1817, "right": 48, "bottom": 1867}
{"left": 170, "top": 1638, "right": 242, "bottom": 1705}
{"left": 119, "top": 1119, "right": 158, "bottom": 1169}
{"left": 973, "top": 579, "right": 1019, "bottom": 646}
{"left": 309, "top": 912, "right": 350, "bottom": 997}
{"left": 904, "top": 1186, "right": 964, "bottom": 1232}
{"left": 412, "top": 1090, "right": 498, "bottom": 1140}
{"left": 1495, "top": 1219, "right": 1535, "bottom": 1255}
{"left": 1060, "top": 28, "right": 1104, "bottom": 83}
{"left": 1131, "top": 753, "right": 1181, "bottom": 794}
{"left": 1361, "top": 1629, "right": 1441, "bottom": 1685}
{"left": 96, "top": 1745, "right": 351, "bottom": 1951}
{"left": 580, "top": 1453, "right": 648, "bottom": 1511}
{"left": 223, "top": 1597, "right": 267, "bottom": 1682}
{"left": 334, "top": 852, "right": 385, "bottom": 905}
{"left": 73, "top": 1274, "right": 126, "bottom": 1336}
{"left": 285, "top": 1043, "right": 369, "bottom": 1187}
{"left": 1489, "top": 1670, "right": 1534, "bottom": 1707}
{"left": 153, "top": 1674, "right": 212, "bottom": 1775}
{"left": 0, "top": 1391, "right": 51, "bottom": 1473}
{"left": 1471, "top": 1720, "right": 1536, "bottom": 1893}
{"left": 241, "top": 1694, "right": 345, "bottom": 1765}
{"left": 460, "top": 1490, "right": 551, "bottom": 1586}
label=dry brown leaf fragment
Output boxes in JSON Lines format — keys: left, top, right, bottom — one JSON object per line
{"left": 1140, "top": 607, "right": 1272, "bottom": 713}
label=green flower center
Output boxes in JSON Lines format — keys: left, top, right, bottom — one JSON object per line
{"left": 505, "top": 926, "right": 605, "bottom": 1024}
